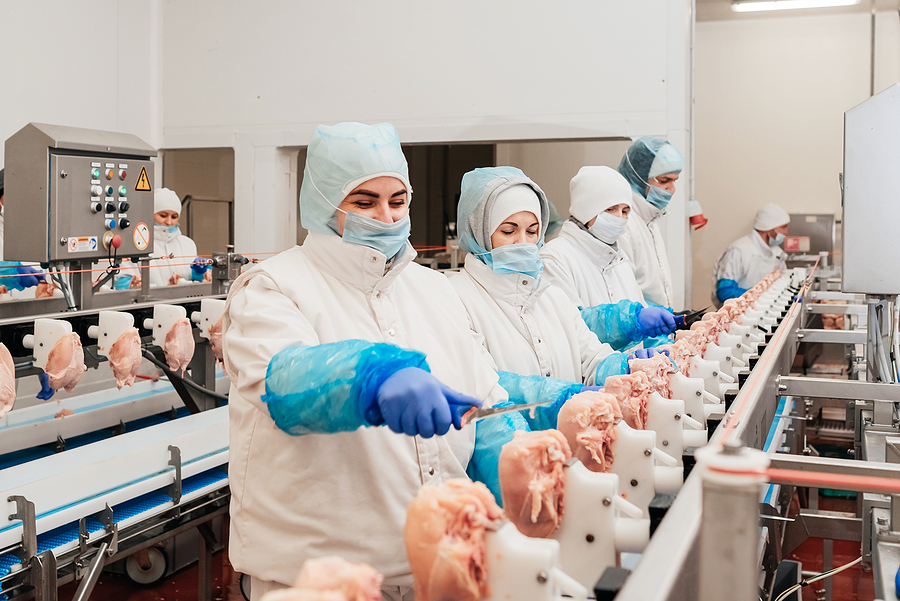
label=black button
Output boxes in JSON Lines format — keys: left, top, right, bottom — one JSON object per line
{"left": 105, "top": 202, "right": 116, "bottom": 213}
{"left": 119, "top": 218, "right": 130, "bottom": 229}
{"left": 118, "top": 202, "right": 130, "bottom": 212}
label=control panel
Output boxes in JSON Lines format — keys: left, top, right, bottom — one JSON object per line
{"left": 4, "top": 123, "right": 158, "bottom": 262}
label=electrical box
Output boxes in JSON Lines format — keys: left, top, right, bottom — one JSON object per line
{"left": 4, "top": 123, "right": 157, "bottom": 263}
{"left": 842, "top": 84, "right": 900, "bottom": 294}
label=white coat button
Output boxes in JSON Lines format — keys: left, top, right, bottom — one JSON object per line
{"left": 388, "top": 329, "right": 396, "bottom": 337}
{"left": 522, "top": 280, "right": 528, "bottom": 285}
{"left": 537, "top": 338, "right": 542, "bottom": 343}
{"left": 428, "top": 467, "right": 435, "bottom": 475}
{"left": 545, "top": 371, "right": 551, "bottom": 377}
{"left": 374, "top": 291, "right": 381, "bottom": 298}
{"left": 370, "top": 256, "right": 378, "bottom": 262}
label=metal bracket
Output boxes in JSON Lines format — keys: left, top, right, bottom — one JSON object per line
{"left": 166, "top": 445, "right": 183, "bottom": 507}
{"left": 54, "top": 434, "right": 66, "bottom": 453}
{"left": 77, "top": 504, "right": 117, "bottom": 578}
{"left": 8, "top": 494, "right": 37, "bottom": 559}
{"left": 32, "top": 550, "right": 58, "bottom": 601}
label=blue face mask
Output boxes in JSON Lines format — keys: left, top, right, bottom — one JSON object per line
{"left": 482, "top": 243, "right": 543, "bottom": 279}
{"left": 167, "top": 225, "right": 178, "bottom": 234}
{"left": 769, "top": 232, "right": 785, "bottom": 247}
{"left": 646, "top": 185, "right": 673, "bottom": 210}
{"left": 341, "top": 211, "right": 410, "bottom": 259}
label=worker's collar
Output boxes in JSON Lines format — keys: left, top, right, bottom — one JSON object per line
{"left": 630, "top": 190, "right": 666, "bottom": 223}
{"left": 464, "top": 253, "right": 547, "bottom": 309}
{"left": 303, "top": 232, "right": 416, "bottom": 292}
{"left": 750, "top": 229, "right": 786, "bottom": 260}
{"left": 559, "top": 221, "right": 623, "bottom": 269}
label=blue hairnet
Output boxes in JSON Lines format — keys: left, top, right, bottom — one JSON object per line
{"left": 457, "top": 167, "right": 551, "bottom": 255}
{"left": 497, "top": 371, "right": 583, "bottom": 431}
{"left": 467, "top": 400, "right": 531, "bottom": 505}
{"left": 580, "top": 300, "right": 644, "bottom": 351}
{"left": 262, "top": 340, "right": 429, "bottom": 435}
{"left": 299, "top": 122, "right": 412, "bottom": 236}
{"left": 617, "top": 137, "right": 683, "bottom": 197}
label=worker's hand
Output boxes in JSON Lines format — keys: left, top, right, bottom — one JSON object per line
{"left": 130, "top": 273, "right": 142, "bottom": 289}
{"left": 37, "top": 373, "right": 55, "bottom": 400}
{"left": 15, "top": 266, "right": 45, "bottom": 289}
{"left": 637, "top": 306, "right": 676, "bottom": 337}
{"left": 168, "top": 273, "right": 182, "bottom": 286}
{"left": 376, "top": 367, "right": 482, "bottom": 437}
{"left": 203, "top": 270, "right": 212, "bottom": 283}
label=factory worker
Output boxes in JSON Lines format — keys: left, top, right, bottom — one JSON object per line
{"left": 147, "top": 188, "right": 209, "bottom": 287}
{"left": 540, "top": 166, "right": 676, "bottom": 350}
{"left": 450, "top": 166, "right": 637, "bottom": 385}
{"left": 617, "top": 137, "right": 684, "bottom": 308}
{"left": 223, "top": 122, "right": 536, "bottom": 601}
{"left": 713, "top": 203, "right": 789, "bottom": 303}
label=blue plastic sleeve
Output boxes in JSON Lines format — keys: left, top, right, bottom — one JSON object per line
{"left": 642, "top": 334, "right": 675, "bottom": 348}
{"left": 262, "top": 340, "right": 430, "bottom": 436}
{"left": 594, "top": 352, "right": 630, "bottom": 386}
{"left": 716, "top": 278, "right": 748, "bottom": 303}
{"left": 497, "top": 371, "right": 583, "bottom": 431}
{"left": 580, "top": 300, "right": 644, "bottom": 351}
{"left": 466, "top": 400, "right": 531, "bottom": 506}
{"left": 0, "top": 262, "right": 24, "bottom": 291}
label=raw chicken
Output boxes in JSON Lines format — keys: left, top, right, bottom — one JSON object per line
{"left": 0, "top": 343, "right": 16, "bottom": 418}
{"left": 164, "top": 318, "right": 195, "bottom": 375}
{"left": 628, "top": 353, "right": 675, "bottom": 400}
{"left": 109, "top": 328, "right": 143, "bottom": 389}
{"left": 659, "top": 340, "right": 694, "bottom": 377}
{"left": 208, "top": 316, "right": 224, "bottom": 363}
{"left": 55, "top": 408, "right": 74, "bottom": 418}
{"left": 294, "top": 556, "right": 382, "bottom": 601}
{"left": 404, "top": 478, "right": 503, "bottom": 601}
{"left": 603, "top": 371, "right": 652, "bottom": 429}
{"left": 498, "top": 429, "right": 571, "bottom": 539}
{"left": 261, "top": 590, "right": 347, "bottom": 601}
{"left": 35, "top": 281, "right": 57, "bottom": 298}
{"left": 45, "top": 332, "right": 87, "bottom": 392}
{"left": 557, "top": 391, "right": 622, "bottom": 474}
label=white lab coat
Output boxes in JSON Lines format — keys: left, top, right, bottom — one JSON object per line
{"left": 619, "top": 192, "right": 675, "bottom": 308}
{"left": 222, "top": 232, "right": 506, "bottom": 587}
{"left": 449, "top": 255, "right": 616, "bottom": 384}
{"left": 0, "top": 210, "right": 5, "bottom": 261}
{"left": 149, "top": 227, "right": 198, "bottom": 287}
{"left": 713, "top": 230, "right": 787, "bottom": 290}
{"left": 539, "top": 220, "right": 644, "bottom": 309}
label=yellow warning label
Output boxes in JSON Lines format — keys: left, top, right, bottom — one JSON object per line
{"left": 135, "top": 166, "right": 152, "bottom": 192}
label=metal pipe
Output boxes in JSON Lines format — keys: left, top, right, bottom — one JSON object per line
{"left": 71, "top": 541, "right": 109, "bottom": 601}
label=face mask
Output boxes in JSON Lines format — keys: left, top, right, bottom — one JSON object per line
{"left": 645, "top": 185, "right": 673, "bottom": 210}
{"left": 155, "top": 223, "right": 179, "bottom": 242}
{"left": 588, "top": 213, "right": 629, "bottom": 245}
{"left": 769, "top": 232, "right": 785, "bottom": 247}
{"left": 341, "top": 211, "right": 410, "bottom": 259}
{"left": 482, "top": 243, "right": 543, "bottom": 279}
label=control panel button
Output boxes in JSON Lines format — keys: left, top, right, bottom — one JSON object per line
{"left": 119, "top": 169, "right": 127, "bottom": 180}
{"left": 91, "top": 202, "right": 103, "bottom": 213}
{"left": 118, "top": 186, "right": 127, "bottom": 196}
{"left": 92, "top": 168, "right": 101, "bottom": 179}
{"left": 106, "top": 169, "right": 114, "bottom": 180}
{"left": 105, "top": 219, "right": 117, "bottom": 230}
{"left": 119, "top": 218, "right": 131, "bottom": 229}
{"left": 105, "top": 202, "right": 116, "bottom": 213}
{"left": 118, "top": 201, "right": 130, "bottom": 212}
{"left": 91, "top": 185, "right": 103, "bottom": 197}
{"left": 106, "top": 186, "right": 114, "bottom": 196}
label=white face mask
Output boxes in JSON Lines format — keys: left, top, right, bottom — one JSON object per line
{"left": 588, "top": 212, "right": 629, "bottom": 244}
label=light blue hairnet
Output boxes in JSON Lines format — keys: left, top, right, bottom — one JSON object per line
{"left": 617, "top": 137, "right": 683, "bottom": 197}
{"left": 299, "top": 122, "right": 412, "bottom": 236}
{"left": 457, "top": 167, "right": 550, "bottom": 254}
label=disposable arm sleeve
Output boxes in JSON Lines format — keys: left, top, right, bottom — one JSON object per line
{"left": 466, "top": 401, "right": 531, "bottom": 505}
{"left": 497, "top": 371, "right": 583, "bottom": 431}
{"left": 262, "top": 340, "right": 429, "bottom": 436}
{"left": 716, "top": 278, "right": 747, "bottom": 303}
{"left": 594, "top": 352, "right": 630, "bottom": 386}
{"left": 580, "top": 299, "right": 644, "bottom": 351}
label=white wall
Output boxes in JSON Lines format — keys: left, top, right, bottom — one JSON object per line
{"left": 693, "top": 11, "right": 900, "bottom": 306}
{"left": 0, "top": 0, "right": 162, "bottom": 175}
{"left": 160, "top": 0, "right": 694, "bottom": 306}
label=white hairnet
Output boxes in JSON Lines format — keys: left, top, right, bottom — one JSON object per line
{"left": 754, "top": 203, "right": 790, "bottom": 231}
{"left": 568, "top": 166, "right": 632, "bottom": 224}
{"left": 488, "top": 185, "right": 542, "bottom": 235}
{"left": 154, "top": 188, "right": 181, "bottom": 215}
{"left": 299, "top": 122, "right": 412, "bottom": 235}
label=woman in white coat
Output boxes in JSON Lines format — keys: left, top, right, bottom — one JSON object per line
{"left": 617, "top": 137, "right": 684, "bottom": 308}
{"left": 222, "top": 123, "right": 529, "bottom": 601}
{"left": 147, "top": 188, "right": 209, "bottom": 287}
{"left": 713, "top": 203, "right": 789, "bottom": 304}
{"left": 540, "top": 166, "right": 676, "bottom": 350}
{"left": 450, "top": 166, "right": 632, "bottom": 388}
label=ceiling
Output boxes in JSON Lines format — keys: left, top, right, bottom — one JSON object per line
{"left": 697, "top": 0, "right": 898, "bottom": 22}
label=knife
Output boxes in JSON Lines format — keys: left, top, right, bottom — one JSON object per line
{"left": 457, "top": 399, "right": 556, "bottom": 427}
{"left": 674, "top": 306, "right": 711, "bottom": 330}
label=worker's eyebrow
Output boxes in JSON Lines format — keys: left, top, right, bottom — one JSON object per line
{"left": 347, "top": 189, "right": 379, "bottom": 198}
{"left": 390, "top": 189, "right": 408, "bottom": 198}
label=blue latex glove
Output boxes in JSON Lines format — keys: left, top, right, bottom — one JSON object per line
{"left": 637, "top": 306, "right": 676, "bottom": 337}
{"left": 716, "top": 278, "right": 748, "bottom": 303}
{"left": 630, "top": 347, "right": 670, "bottom": 361}
{"left": 14, "top": 266, "right": 45, "bottom": 289}
{"left": 190, "top": 258, "right": 210, "bottom": 282}
{"left": 376, "top": 367, "right": 482, "bottom": 438}
{"left": 580, "top": 385, "right": 602, "bottom": 393}
{"left": 37, "top": 373, "right": 55, "bottom": 400}
{"left": 114, "top": 275, "right": 132, "bottom": 290}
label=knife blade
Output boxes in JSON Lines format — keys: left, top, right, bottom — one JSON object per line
{"left": 460, "top": 399, "right": 556, "bottom": 426}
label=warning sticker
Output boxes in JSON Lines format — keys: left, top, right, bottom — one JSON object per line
{"left": 135, "top": 166, "right": 152, "bottom": 192}
{"left": 67, "top": 237, "right": 98, "bottom": 253}
{"left": 134, "top": 222, "right": 150, "bottom": 250}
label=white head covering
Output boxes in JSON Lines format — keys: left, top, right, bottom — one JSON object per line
{"left": 754, "top": 203, "right": 790, "bottom": 232}
{"left": 568, "top": 166, "right": 633, "bottom": 223}
{"left": 154, "top": 188, "right": 182, "bottom": 215}
{"left": 488, "top": 185, "right": 542, "bottom": 235}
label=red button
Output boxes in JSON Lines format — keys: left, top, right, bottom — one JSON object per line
{"left": 111, "top": 234, "right": 122, "bottom": 249}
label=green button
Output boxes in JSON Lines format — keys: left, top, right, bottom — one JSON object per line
{"left": 119, "top": 186, "right": 127, "bottom": 196}
{"left": 92, "top": 168, "right": 100, "bottom": 179}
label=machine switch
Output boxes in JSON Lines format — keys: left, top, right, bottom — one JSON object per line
{"left": 119, "top": 218, "right": 131, "bottom": 229}
{"left": 105, "top": 202, "right": 117, "bottom": 213}
{"left": 92, "top": 168, "right": 101, "bottom": 179}
{"left": 118, "top": 169, "right": 127, "bottom": 180}
{"left": 91, "top": 185, "right": 103, "bottom": 197}
{"left": 118, "top": 201, "right": 130, "bottom": 212}
{"left": 106, "top": 169, "right": 114, "bottom": 179}
{"left": 105, "top": 219, "right": 117, "bottom": 230}
{"left": 91, "top": 202, "right": 103, "bottom": 214}
{"left": 105, "top": 186, "right": 114, "bottom": 196}
{"left": 118, "top": 186, "right": 127, "bottom": 196}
